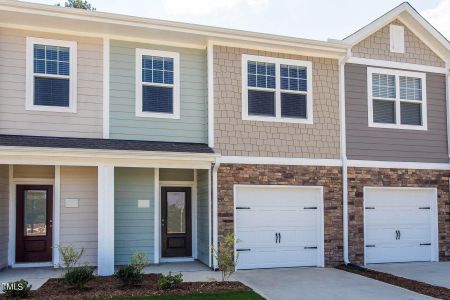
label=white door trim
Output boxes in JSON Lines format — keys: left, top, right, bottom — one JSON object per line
{"left": 363, "top": 186, "right": 439, "bottom": 265}
{"left": 8, "top": 165, "right": 57, "bottom": 267}
{"left": 158, "top": 181, "right": 197, "bottom": 261}
{"left": 233, "top": 184, "right": 325, "bottom": 269}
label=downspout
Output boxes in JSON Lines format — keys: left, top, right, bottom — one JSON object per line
{"left": 339, "top": 50, "right": 351, "bottom": 264}
{"left": 446, "top": 62, "right": 450, "bottom": 163}
{"left": 210, "top": 161, "right": 220, "bottom": 270}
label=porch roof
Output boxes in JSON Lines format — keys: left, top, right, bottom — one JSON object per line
{"left": 0, "top": 134, "right": 214, "bottom": 154}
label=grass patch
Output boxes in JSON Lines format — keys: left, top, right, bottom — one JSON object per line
{"left": 99, "top": 291, "right": 264, "bottom": 300}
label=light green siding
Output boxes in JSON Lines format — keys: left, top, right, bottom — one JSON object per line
{"left": 109, "top": 40, "right": 207, "bottom": 143}
{"left": 160, "top": 169, "right": 194, "bottom": 181}
{"left": 114, "top": 167, "right": 154, "bottom": 265}
{"left": 197, "top": 169, "right": 210, "bottom": 265}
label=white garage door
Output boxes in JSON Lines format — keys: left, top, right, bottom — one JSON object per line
{"left": 364, "top": 188, "right": 438, "bottom": 264}
{"left": 235, "top": 185, "right": 324, "bottom": 270}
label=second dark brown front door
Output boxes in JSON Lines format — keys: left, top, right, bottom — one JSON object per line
{"left": 161, "top": 187, "right": 192, "bottom": 258}
{"left": 16, "top": 185, "right": 53, "bottom": 263}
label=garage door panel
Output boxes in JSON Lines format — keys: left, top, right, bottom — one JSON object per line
{"left": 235, "top": 186, "right": 323, "bottom": 269}
{"left": 237, "top": 247, "right": 318, "bottom": 269}
{"left": 364, "top": 188, "right": 436, "bottom": 264}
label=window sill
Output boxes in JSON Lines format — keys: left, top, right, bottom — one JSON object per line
{"left": 368, "top": 122, "right": 427, "bottom": 131}
{"left": 25, "top": 104, "right": 76, "bottom": 113}
{"left": 136, "top": 111, "right": 180, "bottom": 119}
{"left": 243, "top": 115, "right": 313, "bottom": 124}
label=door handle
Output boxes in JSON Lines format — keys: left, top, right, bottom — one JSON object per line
{"left": 395, "top": 230, "right": 399, "bottom": 240}
{"left": 275, "top": 233, "right": 278, "bottom": 243}
{"left": 398, "top": 230, "right": 401, "bottom": 240}
{"left": 279, "top": 232, "right": 281, "bottom": 243}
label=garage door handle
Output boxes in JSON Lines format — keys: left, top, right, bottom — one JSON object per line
{"left": 304, "top": 207, "right": 317, "bottom": 210}
{"left": 365, "top": 245, "right": 376, "bottom": 248}
{"left": 365, "top": 207, "right": 375, "bottom": 210}
{"left": 420, "top": 243, "right": 431, "bottom": 246}
{"left": 236, "top": 248, "right": 251, "bottom": 252}
{"left": 304, "top": 246, "right": 317, "bottom": 249}
{"left": 419, "top": 207, "right": 430, "bottom": 210}
{"left": 236, "top": 207, "right": 251, "bottom": 210}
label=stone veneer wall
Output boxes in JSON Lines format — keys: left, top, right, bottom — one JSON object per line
{"left": 347, "top": 167, "right": 450, "bottom": 264}
{"left": 213, "top": 45, "right": 340, "bottom": 159}
{"left": 217, "top": 164, "right": 343, "bottom": 266}
{"left": 352, "top": 20, "right": 445, "bottom": 67}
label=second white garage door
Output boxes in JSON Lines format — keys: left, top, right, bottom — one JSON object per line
{"left": 364, "top": 187, "right": 438, "bottom": 264}
{"left": 235, "top": 185, "right": 324, "bottom": 270}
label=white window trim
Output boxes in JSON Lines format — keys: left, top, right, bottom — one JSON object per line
{"left": 390, "top": 24, "right": 405, "bottom": 54}
{"left": 367, "top": 67, "right": 427, "bottom": 131}
{"left": 241, "top": 54, "right": 313, "bottom": 124}
{"left": 26, "top": 37, "right": 77, "bottom": 113}
{"left": 135, "top": 48, "right": 180, "bottom": 119}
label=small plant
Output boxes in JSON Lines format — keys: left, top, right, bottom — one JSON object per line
{"left": 115, "top": 251, "right": 149, "bottom": 286}
{"left": 130, "top": 251, "right": 149, "bottom": 272}
{"left": 2, "top": 279, "right": 32, "bottom": 298}
{"left": 212, "top": 233, "right": 239, "bottom": 281}
{"left": 64, "top": 265, "right": 94, "bottom": 289}
{"left": 58, "top": 244, "right": 85, "bottom": 269}
{"left": 158, "top": 272, "right": 183, "bottom": 290}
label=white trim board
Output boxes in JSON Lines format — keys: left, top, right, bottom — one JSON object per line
{"left": 367, "top": 67, "right": 427, "bottom": 131}
{"left": 207, "top": 40, "right": 214, "bottom": 148}
{"left": 158, "top": 181, "right": 197, "bottom": 262}
{"left": 8, "top": 166, "right": 56, "bottom": 267}
{"left": 347, "top": 57, "right": 447, "bottom": 74}
{"left": 347, "top": 160, "right": 450, "bottom": 170}
{"left": 25, "top": 37, "right": 78, "bottom": 113}
{"left": 102, "top": 37, "right": 110, "bottom": 139}
{"left": 135, "top": 48, "right": 180, "bottom": 119}
{"left": 218, "top": 156, "right": 342, "bottom": 166}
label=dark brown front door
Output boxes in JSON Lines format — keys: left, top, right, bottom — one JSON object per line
{"left": 16, "top": 185, "right": 53, "bottom": 263}
{"left": 161, "top": 187, "right": 192, "bottom": 258}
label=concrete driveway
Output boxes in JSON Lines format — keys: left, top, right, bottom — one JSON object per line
{"left": 369, "top": 262, "right": 450, "bottom": 289}
{"left": 235, "top": 267, "right": 434, "bottom": 300}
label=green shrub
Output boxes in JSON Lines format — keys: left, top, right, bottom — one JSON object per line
{"left": 158, "top": 272, "right": 183, "bottom": 290}
{"left": 57, "top": 244, "right": 85, "bottom": 269}
{"left": 212, "top": 233, "right": 239, "bottom": 281}
{"left": 115, "top": 265, "right": 144, "bottom": 286}
{"left": 2, "top": 279, "right": 32, "bottom": 298}
{"left": 64, "top": 266, "right": 94, "bottom": 289}
{"left": 115, "top": 251, "right": 149, "bottom": 286}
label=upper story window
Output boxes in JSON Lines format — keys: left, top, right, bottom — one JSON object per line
{"left": 368, "top": 67, "right": 427, "bottom": 130}
{"left": 136, "top": 49, "right": 180, "bottom": 119}
{"left": 242, "top": 54, "right": 313, "bottom": 124}
{"left": 26, "top": 37, "right": 77, "bottom": 113}
{"left": 390, "top": 24, "right": 405, "bottom": 53}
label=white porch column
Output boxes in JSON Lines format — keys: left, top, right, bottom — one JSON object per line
{"left": 97, "top": 164, "right": 114, "bottom": 275}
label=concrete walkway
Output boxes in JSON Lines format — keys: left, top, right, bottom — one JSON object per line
{"left": 0, "top": 267, "right": 63, "bottom": 290}
{"left": 369, "top": 262, "right": 450, "bottom": 289}
{"left": 234, "top": 267, "right": 435, "bottom": 300}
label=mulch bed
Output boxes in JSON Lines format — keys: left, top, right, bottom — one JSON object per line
{"left": 337, "top": 264, "right": 450, "bottom": 300}
{"left": 0, "top": 274, "right": 251, "bottom": 300}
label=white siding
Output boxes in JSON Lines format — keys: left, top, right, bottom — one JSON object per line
{"left": 60, "top": 166, "right": 98, "bottom": 266}
{"left": 0, "top": 28, "right": 103, "bottom": 138}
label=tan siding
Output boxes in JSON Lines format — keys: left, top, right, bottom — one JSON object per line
{"left": 0, "top": 28, "right": 103, "bottom": 138}
{"left": 0, "top": 165, "right": 9, "bottom": 269}
{"left": 13, "top": 165, "right": 54, "bottom": 179}
{"left": 213, "top": 46, "right": 340, "bottom": 158}
{"left": 160, "top": 169, "right": 194, "bottom": 181}
{"left": 352, "top": 20, "right": 445, "bottom": 67}
{"left": 60, "top": 166, "right": 98, "bottom": 266}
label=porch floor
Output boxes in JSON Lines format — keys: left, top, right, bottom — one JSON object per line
{"left": 0, "top": 261, "right": 217, "bottom": 291}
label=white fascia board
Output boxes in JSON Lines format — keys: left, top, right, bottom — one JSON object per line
{"left": 347, "top": 160, "right": 450, "bottom": 170}
{"left": 0, "top": 0, "right": 348, "bottom": 56}
{"left": 348, "top": 57, "right": 447, "bottom": 74}
{"left": 218, "top": 156, "right": 342, "bottom": 167}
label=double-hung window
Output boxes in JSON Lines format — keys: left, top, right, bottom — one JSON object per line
{"left": 368, "top": 67, "right": 427, "bottom": 130}
{"left": 136, "top": 49, "right": 180, "bottom": 119}
{"left": 26, "top": 37, "right": 77, "bottom": 112}
{"left": 242, "top": 54, "right": 313, "bottom": 124}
